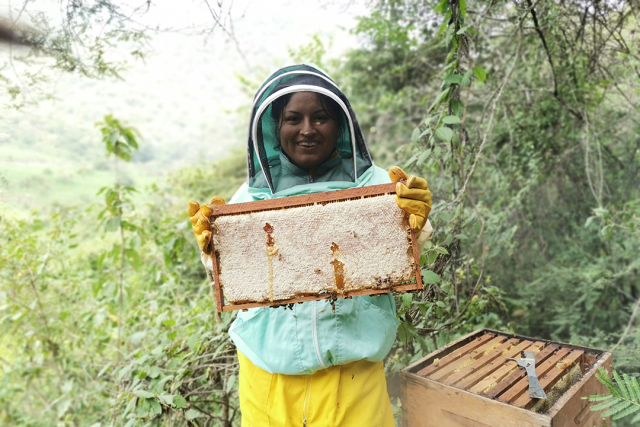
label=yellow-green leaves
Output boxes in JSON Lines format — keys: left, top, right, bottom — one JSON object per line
{"left": 97, "top": 114, "right": 140, "bottom": 162}
{"left": 473, "top": 66, "right": 487, "bottom": 82}
{"left": 442, "top": 115, "right": 462, "bottom": 125}
{"left": 435, "top": 127, "right": 454, "bottom": 142}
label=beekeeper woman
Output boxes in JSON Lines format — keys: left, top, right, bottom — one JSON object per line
{"left": 188, "top": 64, "right": 432, "bottom": 427}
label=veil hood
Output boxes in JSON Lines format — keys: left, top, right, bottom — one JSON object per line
{"left": 247, "top": 64, "right": 373, "bottom": 193}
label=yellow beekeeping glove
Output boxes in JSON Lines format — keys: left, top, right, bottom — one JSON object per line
{"left": 188, "top": 197, "right": 225, "bottom": 255}
{"left": 388, "top": 166, "right": 432, "bottom": 232}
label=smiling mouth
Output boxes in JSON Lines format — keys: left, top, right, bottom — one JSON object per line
{"left": 297, "top": 141, "right": 320, "bottom": 147}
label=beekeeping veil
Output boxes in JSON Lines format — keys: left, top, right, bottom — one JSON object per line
{"left": 247, "top": 64, "right": 373, "bottom": 194}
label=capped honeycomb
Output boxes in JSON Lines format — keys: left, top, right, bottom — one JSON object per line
{"left": 212, "top": 193, "right": 416, "bottom": 306}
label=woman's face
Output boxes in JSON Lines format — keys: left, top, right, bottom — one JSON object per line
{"left": 279, "top": 92, "right": 340, "bottom": 171}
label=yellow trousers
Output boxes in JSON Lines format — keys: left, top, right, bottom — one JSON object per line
{"left": 238, "top": 352, "right": 395, "bottom": 427}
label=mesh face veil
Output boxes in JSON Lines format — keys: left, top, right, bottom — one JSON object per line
{"left": 247, "top": 64, "right": 373, "bottom": 193}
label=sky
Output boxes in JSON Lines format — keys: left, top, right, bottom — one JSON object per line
{"left": 0, "top": 0, "right": 368, "bottom": 168}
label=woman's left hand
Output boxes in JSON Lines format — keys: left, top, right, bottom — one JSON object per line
{"left": 388, "top": 166, "right": 432, "bottom": 232}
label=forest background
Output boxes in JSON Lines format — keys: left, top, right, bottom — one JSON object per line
{"left": 1, "top": 0, "right": 639, "bottom": 426}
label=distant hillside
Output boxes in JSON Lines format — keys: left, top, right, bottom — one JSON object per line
{"left": 0, "top": 0, "right": 364, "bottom": 210}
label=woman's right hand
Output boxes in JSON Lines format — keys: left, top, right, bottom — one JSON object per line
{"left": 188, "top": 197, "right": 225, "bottom": 255}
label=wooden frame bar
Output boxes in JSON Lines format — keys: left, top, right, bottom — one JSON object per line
{"left": 208, "top": 183, "right": 425, "bottom": 312}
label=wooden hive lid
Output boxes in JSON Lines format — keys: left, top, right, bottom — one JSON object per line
{"left": 405, "top": 328, "right": 608, "bottom": 415}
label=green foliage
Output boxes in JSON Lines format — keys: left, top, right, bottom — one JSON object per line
{"left": 98, "top": 115, "right": 141, "bottom": 163}
{"left": 0, "top": 114, "right": 242, "bottom": 425}
{"left": 588, "top": 368, "right": 640, "bottom": 422}
{"left": 331, "top": 3, "right": 640, "bottom": 416}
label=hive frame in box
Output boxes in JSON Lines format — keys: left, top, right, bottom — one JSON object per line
{"left": 208, "top": 182, "right": 424, "bottom": 312}
{"left": 401, "top": 328, "right": 613, "bottom": 427}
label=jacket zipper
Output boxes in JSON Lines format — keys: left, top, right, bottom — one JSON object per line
{"left": 312, "top": 301, "right": 327, "bottom": 369}
{"left": 303, "top": 375, "right": 311, "bottom": 426}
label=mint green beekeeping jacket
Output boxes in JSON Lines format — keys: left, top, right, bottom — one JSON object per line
{"left": 226, "top": 64, "right": 400, "bottom": 375}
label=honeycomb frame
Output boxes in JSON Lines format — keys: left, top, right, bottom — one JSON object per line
{"left": 208, "top": 182, "right": 424, "bottom": 312}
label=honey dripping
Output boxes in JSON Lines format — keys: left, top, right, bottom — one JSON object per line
{"left": 330, "top": 242, "right": 345, "bottom": 292}
{"left": 264, "top": 223, "right": 278, "bottom": 302}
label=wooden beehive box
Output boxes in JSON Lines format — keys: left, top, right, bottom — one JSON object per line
{"left": 401, "top": 328, "right": 612, "bottom": 427}
{"left": 208, "top": 183, "right": 423, "bottom": 312}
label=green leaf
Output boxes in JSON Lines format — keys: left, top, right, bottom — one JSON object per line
{"left": 592, "top": 397, "right": 620, "bottom": 411}
{"left": 629, "top": 375, "right": 640, "bottom": 401}
{"left": 435, "top": 127, "right": 453, "bottom": 142}
{"left": 596, "top": 367, "right": 614, "bottom": 389}
{"left": 57, "top": 398, "right": 72, "bottom": 419}
{"left": 185, "top": 408, "right": 203, "bottom": 420}
{"left": 159, "top": 394, "right": 174, "bottom": 405}
{"left": 438, "top": 212, "right": 452, "bottom": 222}
{"left": 444, "top": 24, "right": 454, "bottom": 46}
{"left": 474, "top": 66, "right": 487, "bottom": 82}
{"left": 108, "top": 131, "right": 119, "bottom": 144}
{"left": 135, "top": 398, "right": 151, "bottom": 417}
{"left": 422, "top": 271, "right": 441, "bottom": 284}
{"left": 162, "top": 319, "right": 176, "bottom": 327}
{"left": 226, "top": 374, "right": 237, "bottom": 394}
{"left": 588, "top": 394, "right": 614, "bottom": 402}
{"left": 434, "top": 0, "right": 448, "bottom": 13}
{"left": 615, "top": 371, "right": 630, "bottom": 399}
{"left": 133, "top": 390, "right": 154, "bottom": 399}
{"left": 148, "top": 366, "right": 161, "bottom": 379}
{"left": 435, "top": 247, "right": 450, "bottom": 255}
{"left": 173, "top": 395, "right": 187, "bottom": 409}
{"left": 436, "top": 301, "right": 446, "bottom": 308}
{"left": 129, "top": 330, "right": 146, "bottom": 345}
{"left": 105, "top": 216, "right": 121, "bottom": 232}
{"left": 602, "top": 400, "right": 632, "bottom": 418}
{"left": 613, "top": 404, "right": 640, "bottom": 420}
{"left": 403, "top": 153, "right": 418, "bottom": 170}
{"left": 402, "top": 293, "right": 413, "bottom": 310}
{"left": 126, "top": 248, "right": 141, "bottom": 268}
{"left": 412, "top": 301, "right": 429, "bottom": 316}
{"left": 461, "top": 69, "right": 473, "bottom": 88}
{"left": 418, "top": 149, "right": 432, "bottom": 165}
{"left": 459, "top": 0, "right": 467, "bottom": 16}
{"left": 427, "top": 251, "right": 438, "bottom": 265}
{"left": 187, "top": 334, "right": 198, "bottom": 350}
{"left": 431, "top": 88, "right": 450, "bottom": 109}
{"left": 149, "top": 399, "right": 162, "bottom": 416}
{"left": 444, "top": 74, "right": 462, "bottom": 84}
{"left": 442, "top": 115, "right": 461, "bottom": 125}
{"left": 398, "top": 321, "right": 416, "bottom": 346}
{"left": 411, "top": 127, "right": 420, "bottom": 144}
